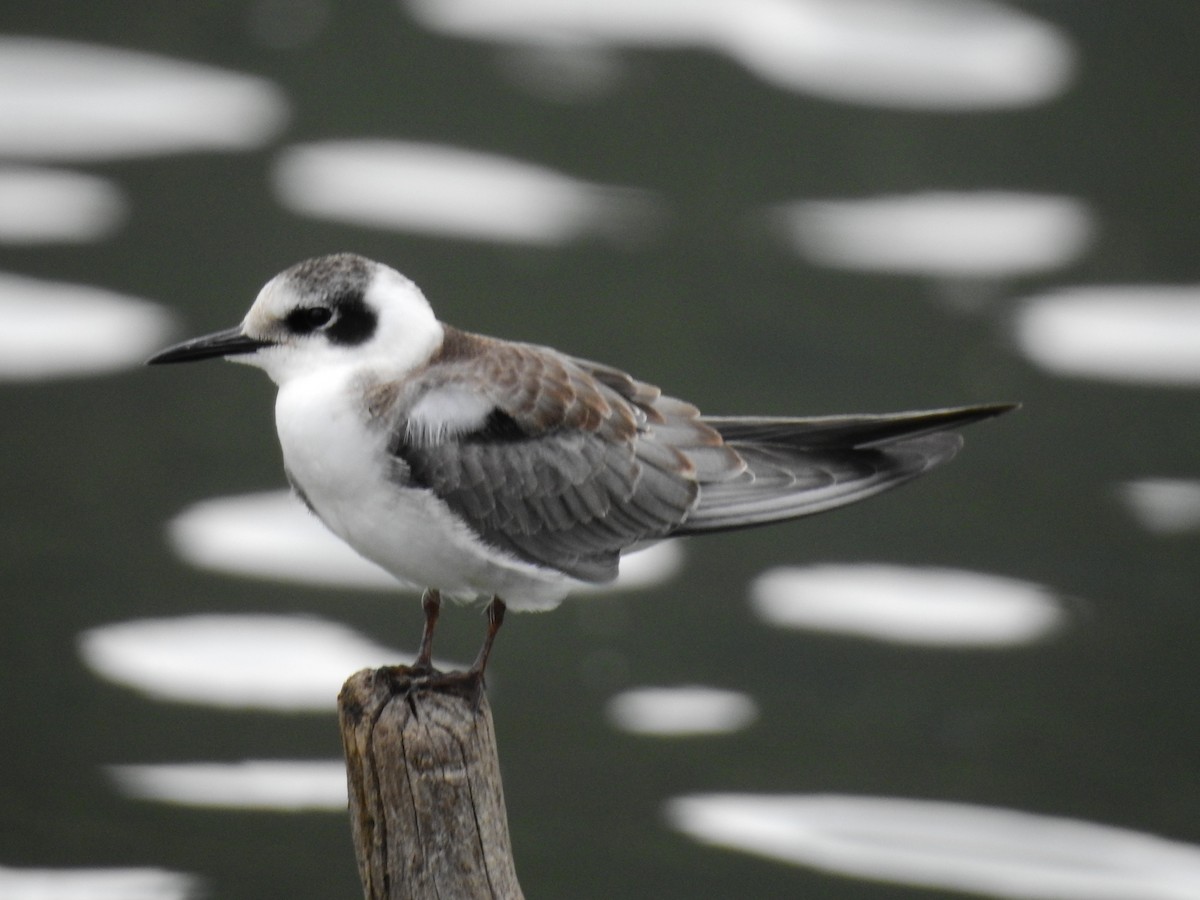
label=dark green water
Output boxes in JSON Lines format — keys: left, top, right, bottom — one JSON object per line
{"left": 3, "top": 3, "right": 1200, "bottom": 898}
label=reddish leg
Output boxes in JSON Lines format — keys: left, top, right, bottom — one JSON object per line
{"left": 469, "top": 596, "right": 507, "bottom": 677}
{"left": 412, "top": 588, "right": 441, "bottom": 672}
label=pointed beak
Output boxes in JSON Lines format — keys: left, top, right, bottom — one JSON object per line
{"left": 146, "top": 326, "right": 272, "bottom": 365}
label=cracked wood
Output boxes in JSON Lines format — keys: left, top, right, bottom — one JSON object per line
{"left": 339, "top": 668, "right": 524, "bottom": 900}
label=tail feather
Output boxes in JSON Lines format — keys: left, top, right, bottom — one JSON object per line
{"left": 675, "top": 403, "right": 1014, "bottom": 535}
{"left": 700, "top": 402, "right": 1016, "bottom": 449}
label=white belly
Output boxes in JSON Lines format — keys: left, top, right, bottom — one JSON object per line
{"left": 273, "top": 371, "right": 572, "bottom": 610}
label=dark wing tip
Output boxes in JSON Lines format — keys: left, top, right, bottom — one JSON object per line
{"left": 900, "top": 401, "right": 1020, "bottom": 435}
{"left": 842, "top": 402, "right": 1020, "bottom": 450}
{"left": 702, "top": 401, "right": 1020, "bottom": 451}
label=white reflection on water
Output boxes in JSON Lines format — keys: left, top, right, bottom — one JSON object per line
{"left": 750, "top": 564, "right": 1062, "bottom": 647}
{"left": 774, "top": 192, "right": 1092, "bottom": 277}
{"left": 0, "top": 37, "right": 286, "bottom": 160}
{"left": 0, "top": 167, "right": 126, "bottom": 243}
{"left": 495, "top": 42, "right": 626, "bottom": 103}
{"left": 169, "top": 489, "right": 682, "bottom": 594}
{"left": 78, "top": 614, "right": 420, "bottom": 710}
{"left": 667, "top": 794, "right": 1200, "bottom": 899}
{"left": 171, "top": 490, "right": 398, "bottom": 591}
{"left": 607, "top": 686, "right": 757, "bottom": 736}
{"left": 403, "top": 0, "right": 1072, "bottom": 110}
{"left": 1014, "top": 286, "right": 1200, "bottom": 386}
{"left": 109, "top": 760, "right": 347, "bottom": 811}
{"left": 578, "top": 541, "right": 684, "bottom": 594}
{"left": 273, "top": 140, "right": 659, "bottom": 245}
{"left": 0, "top": 865, "right": 197, "bottom": 900}
{"left": 1117, "top": 479, "right": 1200, "bottom": 535}
{"left": 0, "top": 272, "right": 174, "bottom": 381}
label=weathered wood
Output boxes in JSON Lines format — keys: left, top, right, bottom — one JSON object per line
{"left": 338, "top": 667, "right": 524, "bottom": 900}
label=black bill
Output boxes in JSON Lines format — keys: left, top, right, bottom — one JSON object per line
{"left": 147, "top": 326, "right": 271, "bottom": 365}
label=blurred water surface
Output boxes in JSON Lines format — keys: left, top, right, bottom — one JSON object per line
{"left": 2, "top": 3, "right": 1200, "bottom": 898}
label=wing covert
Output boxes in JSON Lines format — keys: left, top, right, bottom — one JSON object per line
{"left": 385, "top": 329, "right": 725, "bottom": 581}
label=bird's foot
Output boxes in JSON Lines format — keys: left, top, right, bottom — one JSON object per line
{"left": 408, "top": 587, "right": 442, "bottom": 676}
{"left": 390, "top": 593, "right": 505, "bottom": 709}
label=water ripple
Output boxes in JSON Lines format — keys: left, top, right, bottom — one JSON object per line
{"left": 78, "top": 614, "right": 418, "bottom": 710}
{"left": 751, "top": 564, "right": 1063, "bottom": 647}
{"left": 0, "top": 272, "right": 174, "bottom": 381}
{"left": 109, "top": 760, "right": 347, "bottom": 811}
{"left": 773, "top": 191, "right": 1093, "bottom": 278}
{"left": 273, "top": 140, "right": 660, "bottom": 245}
{"left": 1116, "top": 479, "right": 1200, "bottom": 535}
{"left": 0, "top": 37, "right": 287, "bottom": 160}
{"left": 1015, "top": 286, "right": 1200, "bottom": 386}
{"left": 0, "top": 166, "right": 126, "bottom": 243}
{"left": 667, "top": 794, "right": 1200, "bottom": 899}
{"left": 607, "top": 686, "right": 758, "bottom": 736}
{"left": 0, "top": 865, "right": 198, "bottom": 900}
{"left": 403, "top": 0, "right": 1073, "bottom": 110}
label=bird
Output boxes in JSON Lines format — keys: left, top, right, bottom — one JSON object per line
{"left": 148, "top": 252, "right": 1015, "bottom": 678}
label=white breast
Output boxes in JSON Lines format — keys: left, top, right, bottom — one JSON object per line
{"left": 272, "top": 368, "right": 573, "bottom": 609}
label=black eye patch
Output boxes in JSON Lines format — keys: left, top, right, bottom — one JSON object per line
{"left": 325, "top": 292, "right": 378, "bottom": 346}
{"left": 285, "top": 306, "right": 333, "bottom": 334}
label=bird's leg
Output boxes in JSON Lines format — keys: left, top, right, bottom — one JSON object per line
{"left": 468, "top": 596, "right": 507, "bottom": 677}
{"left": 412, "top": 588, "right": 441, "bottom": 674}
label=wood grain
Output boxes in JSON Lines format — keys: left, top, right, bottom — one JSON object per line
{"left": 339, "top": 667, "right": 523, "bottom": 900}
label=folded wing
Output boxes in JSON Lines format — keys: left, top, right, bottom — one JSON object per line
{"left": 388, "top": 328, "right": 1015, "bottom": 582}
{"left": 389, "top": 331, "right": 736, "bottom": 582}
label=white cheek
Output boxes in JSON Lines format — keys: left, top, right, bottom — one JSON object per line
{"left": 234, "top": 342, "right": 337, "bottom": 386}
{"left": 365, "top": 269, "right": 442, "bottom": 373}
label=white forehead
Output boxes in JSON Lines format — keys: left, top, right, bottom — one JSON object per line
{"left": 245, "top": 275, "right": 295, "bottom": 327}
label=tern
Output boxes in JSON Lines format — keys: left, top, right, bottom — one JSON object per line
{"left": 149, "top": 253, "right": 1015, "bottom": 677}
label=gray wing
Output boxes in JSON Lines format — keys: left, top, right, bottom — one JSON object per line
{"left": 386, "top": 327, "right": 1014, "bottom": 580}
{"left": 677, "top": 404, "right": 1016, "bottom": 534}
{"left": 387, "top": 330, "right": 744, "bottom": 582}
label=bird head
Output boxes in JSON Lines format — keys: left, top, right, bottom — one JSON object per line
{"left": 147, "top": 253, "right": 443, "bottom": 385}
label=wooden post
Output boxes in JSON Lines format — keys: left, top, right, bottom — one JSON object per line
{"left": 338, "top": 667, "right": 524, "bottom": 900}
